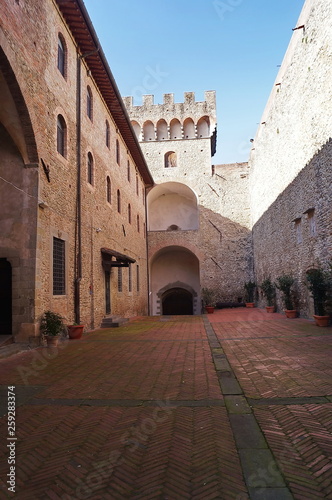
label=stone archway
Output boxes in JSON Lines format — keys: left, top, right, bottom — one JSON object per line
{"left": 162, "top": 288, "right": 193, "bottom": 315}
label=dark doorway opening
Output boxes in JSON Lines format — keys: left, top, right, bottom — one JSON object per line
{"left": 162, "top": 288, "right": 193, "bottom": 315}
{"left": 105, "top": 270, "right": 111, "bottom": 315}
{"left": 0, "top": 259, "right": 12, "bottom": 334}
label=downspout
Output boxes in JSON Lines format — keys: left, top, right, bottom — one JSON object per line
{"left": 75, "top": 48, "right": 99, "bottom": 324}
{"left": 74, "top": 51, "right": 82, "bottom": 324}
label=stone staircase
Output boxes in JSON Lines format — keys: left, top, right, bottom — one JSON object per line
{"left": 100, "top": 315, "right": 129, "bottom": 328}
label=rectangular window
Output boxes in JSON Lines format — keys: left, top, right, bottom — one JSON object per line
{"left": 295, "top": 218, "right": 302, "bottom": 244}
{"left": 118, "top": 267, "right": 123, "bottom": 292}
{"left": 128, "top": 264, "right": 132, "bottom": 292}
{"left": 53, "top": 237, "right": 65, "bottom": 295}
{"left": 136, "top": 265, "right": 140, "bottom": 292}
{"left": 308, "top": 209, "right": 317, "bottom": 236}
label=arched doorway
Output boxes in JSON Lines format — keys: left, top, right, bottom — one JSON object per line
{"left": 0, "top": 259, "right": 12, "bottom": 334}
{"left": 162, "top": 288, "right": 193, "bottom": 315}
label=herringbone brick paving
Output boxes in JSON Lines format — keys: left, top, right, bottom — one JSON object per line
{"left": 0, "top": 310, "right": 331, "bottom": 499}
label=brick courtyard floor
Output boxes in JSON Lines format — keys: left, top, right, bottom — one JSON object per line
{"left": 0, "top": 309, "right": 331, "bottom": 499}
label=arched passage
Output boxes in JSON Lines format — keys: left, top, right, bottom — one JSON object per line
{"left": 162, "top": 288, "right": 193, "bottom": 315}
{"left": 0, "top": 46, "right": 38, "bottom": 339}
{"left": 150, "top": 247, "right": 200, "bottom": 315}
{"left": 147, "top": 182, "right": 199, "bottom": 231}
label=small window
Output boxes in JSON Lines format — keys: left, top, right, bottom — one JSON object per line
{"left": 295, "top": 218, "right": 302, "bottom": 244}
{"left": 128, "top": 264, "right": 132, "bottom": 292}
{"left": 128, "top": 204, "right": 131, "bottom": 224}
{"left": 307, "top": 209, "right": 317, "bottom": 236}
{"left": 116, "top": 139, "right": 120, "bottom": 165}
{"left": 57, "top": 34, "right": 66, "bottom": 77}
{"left": 136, "top": 175, "right": 139, "bottom": 195}
{"left": 87, "top": 152, "right": 94, "bottom": 185}
{"left": 127, "top": 161, "right": 131, "bottom": 182}
{"left": 57, "top": 115, "right": 66, "bottom": 157}
{"left": 142, "top": 188, "right": 145, "bottom": 205}
{"left": 107, "top": 176, "right": 111, "bottom": 203}
{"left": 117, "top": 189, "right": 121, "bottom": 213}
{"left": 106, "top": 120, "right": 110, "bottom": 148}
{"left": 118, "top": 267, "right": 122, "bottom": 292}
{"left": 165, "top": 151, "right": 177, "bottom": 168}
{"left": 143, "top": 222, "right": 146, "bottom": 238}
{"left": 53, "top": 237, "right": 65, "bottom": 295}
{"left": 87, "top": 86, "right": 93, "bottom": 121}
{"left": 137, "top": 214, "right": 140, "bottom": 233}
{"left": 136, "top": 265, "right": 140, "bottom": 292}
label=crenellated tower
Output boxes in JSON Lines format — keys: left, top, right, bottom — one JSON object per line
{"left": 124, "top": 91, "right": 250, "bottom": 316}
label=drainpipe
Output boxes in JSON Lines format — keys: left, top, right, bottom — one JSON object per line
{"left": 75, "top": 48, "right": 99, "bottom": 325}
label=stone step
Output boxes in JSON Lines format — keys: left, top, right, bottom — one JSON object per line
{"left": 100, "top": 316, "right": 129, "bottom": 328}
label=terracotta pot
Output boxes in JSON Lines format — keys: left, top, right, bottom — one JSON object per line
{"left": 67, "top": 325, "right": 84, "bottom": 339}
{"left": 46, "top": 335, "right": 59, "bottom": 347}
{"left": 205, "top": 306, "right": 214, "bottom": 314}
{"left": 266, "top": 306, "right": 275, "bottom": 313}
{"left": 313, "top": 315, "right": 330, "bottom": 327}
{"left": 285, "top": 310, "right": 297, "bottom": 319}
{"left": 245, "top": 303, "right": 255, "bottom": 308}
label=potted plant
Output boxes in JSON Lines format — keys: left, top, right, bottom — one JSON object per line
{"left": 244, "top": 281, "right": 256, "bottom": 307}
{"left": 40, "top": 310, "right": 65, "bottom": 346}
{"left": 306, "top": 268, "right": 330, "bottom": 327}
{"left": 260, "top": 277, "right": 276, "bottom": 313}
{"left": 67, "top": 322, "right": 84, "bottom": 339}
{"left": 202, "top": 288, "right": 217, "bottom": 314}
{"left": 276, "top": 275, "right": 297, "bottom": 318}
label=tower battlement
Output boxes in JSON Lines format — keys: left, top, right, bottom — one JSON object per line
{"left": 123, "top": 91, "right": 216, "bottom": 123}
{"left": 123, "top": 91, "right": 217, "bottom": 147}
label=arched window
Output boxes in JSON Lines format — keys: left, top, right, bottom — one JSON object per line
{"left": 87, "top": 86, "right": 93, "bottom": 120}
{"left": 197, "top": 116, "right": 210, "bottom": 137}
{"left": 183, "top": 118, "right": 195, "bottom": 139}
{"left": 117, "top": 189, "right": 121, "bottom": 213}
{"left": 137, "top": 214, "right": 140, "bottom": 232}
{"left": 107, "top": 176, "right": 111, "bottom": 203}
{"left": 128, "top": 203, "right": 131, "bottom": 224}
{"left": 170, "top": 119, "right": 181, "bottom": 140}
{"left": 157, "top": 119, "right": 168, "bottom": 140}
{"left": 57, "top": 115, "right": 66, "bottom": 157}
{"left": 116, "top": 139, "right": 120, "bottom": 165}
{"left": 87, "top": 152, "right": 94, "bottom": 185}
{"left": 131, "top": 121, "right": 141, "bottom": 141}
{"left": 57, "top": 34, "right": 66, "bottom": 77}
{"left": 143, "top": 121, "right": 155, "bottom": 141}
{"left": 105, "top": 120, "right": 110, "bottom": 148}
{"left": 164, "top": 151, "right": 177, "bottom": 168}
{"left": 127, "top": 161, "right": 131, "bottom": 182}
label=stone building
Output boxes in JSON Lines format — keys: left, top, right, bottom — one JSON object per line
{"left": 249, "top": 0, "right": 332, "bottom": 316}
{"left": 124, "top": 93, "right": 252, "bottom": 315}
{"left": 0, "top": 0, "right": 153, "bottom": 340}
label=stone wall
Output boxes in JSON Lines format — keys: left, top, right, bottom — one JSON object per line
{"left": 249, "top": 0, "right": 332, "bottom": 316}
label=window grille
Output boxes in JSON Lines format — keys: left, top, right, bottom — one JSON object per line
{"left": 53, "top": 237, "right": 65, "bottom": 295}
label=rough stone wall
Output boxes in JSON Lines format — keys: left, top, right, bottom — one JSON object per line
{"left": 253, "top": 139, "right": 332, "bottom": 316}
{"left": 249, "top": 0, "right": 332, "bottom": 316}
{"left": 0, "top": 0, "right": 149, "bottom": 338}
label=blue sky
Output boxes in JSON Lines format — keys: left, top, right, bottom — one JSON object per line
{"left": 83, "top": 0, "right": 304, "bottom": 164}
